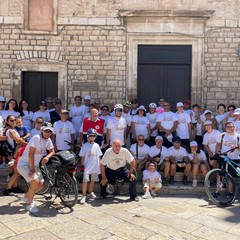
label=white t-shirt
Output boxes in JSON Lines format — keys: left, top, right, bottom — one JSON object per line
{"left": 6, "top": 128, "right": 20, "bottom": 147}
{"left": 130, "top": 143, "right": 150, "bottom": 161}
{"left": 79, "top": 142, "right": 102, "bottom": 174}
{"left": 233, "top": 120, "right": 240, "bottom": 134}
{"left": 176, "top": 112, "right": 191, "bottom": 139}
{"left": 69, "top": 105, "right": 85, "bottom": 132}
{"left": 32, "top": 111, "right": 50, "bottom": 122}
{"left": 168, "top": 146, "right": 188, "bottom": 162}
{"left": 149, "top": 145, "right": 169, "bottom": 164}
{"left": 221, "top": 132, "right": 240, "bottom": 159}
{"left": 106, "top": 116, "right": 127, "bottom": 145}
{"left": 53, "top": 120, "right": 76, "bottom": 150}
{"left": 142, "top": 170, "right": 161, "bottom": 183}
{"left": 122, "top": 112, "right": 132, "bottom": 127}
{"left": 2, "top": 110, "right": 20, "bottom": 120}
{"left": 99, "top": 114, "right": 110, "bottom": 128}
{"left": 156, "top": 111, "right": 178, "bottom": 131}
{"left": 0, "top": 116, "right": 4, "bottom": 135}
{"left": 131, "top": 115, "right": 150, "bottom": 139}
{"left": 30, "top": 128, "right": 41, "bottom": 139}
{"left": 146, "top": 112, "right": 158, "bottom": 137}
{"left": 203, "top": 129, "right": 221, "bottom": 153}
{"left": 215, "top": 112, "right": 229, "bottom": 132}
{"left": 21, "top": 110, "right": 34, "bottom": 131}
{"left": 18, "top": 134, "right": 54, "bottom": 166}
{"left": 100, "top": 147, "right": 134, "bottom": 170}
{"left": 188, "top": 150, "right": 207, "bottom": 162}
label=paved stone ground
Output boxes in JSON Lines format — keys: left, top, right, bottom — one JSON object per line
{"left": 0, "top": 190, "right": 239, "bottom": 240}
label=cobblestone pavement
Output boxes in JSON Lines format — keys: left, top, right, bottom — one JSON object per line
{"left": 0, "top": 191, "right": 239, "bottom": 240}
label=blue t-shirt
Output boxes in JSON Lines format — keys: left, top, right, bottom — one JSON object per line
{"left": 15, "top": 125, "right": 30, "bottom": 142}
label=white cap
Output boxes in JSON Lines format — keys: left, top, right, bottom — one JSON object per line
{"left": 84, "top": 95, "right": 91, "bottom": 100}
{"left": 233, "top": 108, "right": 240, "bottom": 115}
{"left": 176, "top": 102, "right": 184, "bottom": 108}
{"left": 155, "top": 136, "right": 163, "bottom": 141}
{"left": 0, "top": 96, "right": 5, "bottom": 102}
{"left": 137, "top": 105, "right": 146, "bottom": 112}
{"left": 190, "top": 141, "right": 198, "bottom": 147}
{"left": 204, "top": 110, "right": 212, "bottom": 115}
{"left": 204, "top": 120, "right": 212, "bottom": 125}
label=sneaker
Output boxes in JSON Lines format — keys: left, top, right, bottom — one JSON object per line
{"left": 130, "top": 196, "right": 140, "bottom": 202}
{"left": 142, "top": 192, "right": 152, "bottom": 199}
{"left": 12, "top": 187, "right": 24, "bottom": 193}
{"left": 26, "top": 203, "right": 39, "bottom": 213}
{"left": 80, "top": 195, "right": 86, "bottom": 204}
{"left": 21, "top": 195, "right": 28, "bottom": 204}
{"left": 169, "top": 176, "right": 174, "bottom": 185}
{"left": 106, "top": 183, "right": 114, "bottom": 194}
{"left": 227, "top": 192, "right": 234, "bottom": 199}
{"left": 0, "top": 162, "right": 8, "bottom": 168}
{"left": 192, "top": 179, "right": 197, "bottom": 187}
{"left": 88, "top": 192, "right": 97, "bottom": 199}
{"left": 213, "top": 192, "right": 220, "bottom": 199}
{"left": 150, "top": 190, "right": 157, "bottom": 197}
{"left": 182, "top": 176, "right": 188, "bottom": 185}
{"left": 7, "top": 159, "right": 15, "bottom": 167}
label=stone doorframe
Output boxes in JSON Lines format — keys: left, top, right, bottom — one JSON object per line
{"left": 11, "top": 61, "right": 67, "bottom": 107}
{"left": 119, "top": 10, "right": 214, "bottom": 104}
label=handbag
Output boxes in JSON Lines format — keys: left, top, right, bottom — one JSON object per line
{"left": 0, "top": 141, "right": 15, "bottom": 157}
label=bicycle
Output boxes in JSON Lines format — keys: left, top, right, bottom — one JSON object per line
{"left": 24, "top": 150, "right": 79, "bottom": 208}
{"left": 204, "top": 148, "right": 240, "bottom": 207}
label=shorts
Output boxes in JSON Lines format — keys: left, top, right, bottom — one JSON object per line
{"left": 82, "top": 173, "right": 99, "bottom": 182}
{"left": 17, "top": 165, "right": 44, "bottom": 183}
{"left": 143, "top": 181, "right": 162, "bottom": 189}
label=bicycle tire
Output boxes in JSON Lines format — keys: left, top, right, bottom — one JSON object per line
{"left": 204, "top": 168, "right": 236, "bottom": 207}
{"left": 57, "top": 173, "right": 78, "bottom": 208}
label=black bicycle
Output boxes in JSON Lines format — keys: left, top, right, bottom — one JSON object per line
{"left": 204, "top": 148, "right": 240, "bottom": 207}
{"left": 25, "top": 150, "right": 79, "bottom": 208}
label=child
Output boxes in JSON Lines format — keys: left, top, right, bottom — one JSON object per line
{"left": 142, "top": 161, "right": 162, "bottom": 199}
{"left": 79, "top": 128, "right": 102, "bottom": 204}
{"left": 15, "top": 117, "right": 30, "bottom": 142}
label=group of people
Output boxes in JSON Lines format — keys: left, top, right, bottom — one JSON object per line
{"left": 1, "top": 94, "right": 240, "bottom": 212}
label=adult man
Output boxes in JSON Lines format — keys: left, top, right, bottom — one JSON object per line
{"left": 168, "top": 136, "right": 191, "bottom": 185}
{"left": 52, "top": 109, "right": 75, "bottom": 151}
{"left": 156, "top": 98, "right": 165, "bottom": 114}
{"left": 156, "top": 102, "right": 178, "bottom": 148}
{"left": 183, "top": 99, "right": 192, "bottom": 115}
{"left": 45, "top": 97, "right": 54, "bottom": 113}
{"left": 100, "top": 139, "right": 138, "bottom": 201}
{"left": 106, "top": 104, "right": 127, "bottom": 146}
{"left": 50, "top": 98, "right": 62, "bottom": 125}
{"left": 79, "top": 108, "right": 105, "bottom": 147}
{"left": 149, "top": 136, "right": 169, "bottom": 185}
{"left": 176, "top": 102, "right": 192, "bottom": 150}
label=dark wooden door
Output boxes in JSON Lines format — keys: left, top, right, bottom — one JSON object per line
{"left": 22, "top": 71, "right": 58, "bottom": 111}
{"left": 138, "top": 45, "right": 191, "bottom": 110}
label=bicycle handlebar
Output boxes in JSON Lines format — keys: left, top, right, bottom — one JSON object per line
{"left": 64, "top": 140, "right": 81, "bottom": 149}
{"left": 214, "top": 147, "right": 239, "bottom": 157}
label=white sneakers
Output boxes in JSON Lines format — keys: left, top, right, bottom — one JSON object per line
{"left": 142, "top": 191, "right": 152, "bottom": 199}
{"left": 80, "top": 195, "right": 86, "bottom": 204}
{"left": 192, "top": 179, "right": 198, "bottom": 187}
{"left": 26, "top": 203, "right": 39, "bottom": 213}
{"left": 106, "top": 184, "right": 114, "bottom": 194}
{"left": 88, "top": 192, "right": 97, "bottom": 199}
{"left": 150, "top": 190, "right": 157, "bottom": 197}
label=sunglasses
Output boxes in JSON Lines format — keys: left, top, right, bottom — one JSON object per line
{"left": 9, "top": 119, "right": 16, "bottom": 122}
{"left": 138, "top": 139, "right": 144, "bottom": 141}
{"left": 102, "top": 108, "right": 108, "bottom": 111}
{"left": 115, "top": 109, "right": 122, "bottom": 112}
{"left": 163, "top": 104, "right": 169, "bottom": 107}
{"left": 226, "top": 126, "right": 234, "bottom": 128}
{"left": 229, "top": 108, "right": 235, "bottom": 111}
{"left": 37, "top": 121, "right": 43, "bottom": 124}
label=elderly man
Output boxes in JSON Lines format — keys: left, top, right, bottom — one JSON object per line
{"left": 100, "top": 139, "right": 139, "bottom": 201}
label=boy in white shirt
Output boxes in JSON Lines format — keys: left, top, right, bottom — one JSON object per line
{"left": 79, "top": 128, "right": 102, "bottom": 204}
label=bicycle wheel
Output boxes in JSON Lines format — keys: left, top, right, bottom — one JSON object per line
{"left": 57, "top": 173, "right": 78, "bottom": 208}
{"left": 204, "top": 168, "right": 236, "bottom": 207}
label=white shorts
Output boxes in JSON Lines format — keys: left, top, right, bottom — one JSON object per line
{"left": 83, "top": 173, "right": 99, "bottom": 182}
{"left": 17, "top": 165, "right": 44, "bottom": 183}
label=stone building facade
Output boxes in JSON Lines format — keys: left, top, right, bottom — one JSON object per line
{"left": 0, "top": 0, "right": 240, "bottom": 111}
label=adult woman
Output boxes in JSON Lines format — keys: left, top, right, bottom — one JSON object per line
{"left": 131, "top": 105, "right": 151, "bottom": 143}
{"left": 146, "top": 103, "right": 158, "bottom": 147}
{"left": 17, "top": 123, "right": 55, "bottom": 213}
{"left": 215, "top": 104, "right": 229, "bottom": 132}
{"left": 19, "top": 99, "right": 34, "bottom": 131}
{"left": 32, "top": 101, "right": 50, "bottom": 128}
{"left": 222, "top": 105, "right": 236, "bottom": 130}
{"left": 1, "top": 98, "right": 20, "bottom": 121}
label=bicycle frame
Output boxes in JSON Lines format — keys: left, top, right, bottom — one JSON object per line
{"left": 223, "top": 156, "right": 240, "bottom": 177}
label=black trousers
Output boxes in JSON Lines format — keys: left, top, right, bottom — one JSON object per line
{"left": 100, "top": 167, "right": 137, "bottom": 199}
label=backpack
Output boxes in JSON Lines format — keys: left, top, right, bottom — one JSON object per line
{"left": 0, "top": 141, "right": 15, "bottom": 157}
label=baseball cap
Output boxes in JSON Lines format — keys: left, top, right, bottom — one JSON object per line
{"left": 155, "top": 136, "right": 163, "bottom": 141}
{"left": 84, "top": 95, "right": 91, "bottom": 100}
{"left": 190, "top": 141, "right": 198, "bottom": 147}
{"left": 176, "top": 102, "right": 184, "bottom": 108}
{"left": 61, "top": 109, "right": 69, "bottom": 114}
{"left": 172, "top": 136, "right": 181, "bottom": 143}
{"left": 204, "top": 110, "right": 212, "bottom": 115}
{"left": 204, "top": 120, "right": 212, "bottom": 125}
{"left": 39, "top": 100, "right": 46, "bottom": 106}
{"left": 0, "top": 96, "right": 5, "bottom": 102}
{"left": 233, "top": 108, "right": 240, "bottom": 115}
{"left": 137, "top": 105, "right": 146, "bottom": 111}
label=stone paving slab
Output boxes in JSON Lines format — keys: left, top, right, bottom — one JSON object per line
{"left": 0, "top": 193, "right": 240, "bottom": 240}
